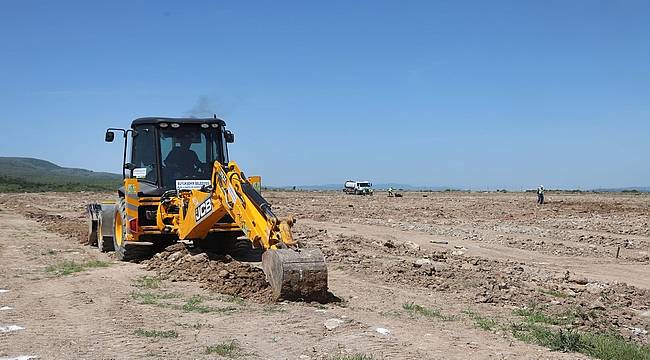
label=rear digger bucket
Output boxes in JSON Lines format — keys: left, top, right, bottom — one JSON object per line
{"left": 262, "top": 248, "right": 328, "bottom": 302}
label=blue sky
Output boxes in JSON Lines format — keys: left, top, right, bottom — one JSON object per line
{"left": 0, "top": 1, "right": 648, "bottom": 189}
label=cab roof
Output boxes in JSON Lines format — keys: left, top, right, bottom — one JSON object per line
{"left": 131, "top": 117, "right": 226, "bottom": 127}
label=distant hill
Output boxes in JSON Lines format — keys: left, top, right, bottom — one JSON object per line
{"left": 0, "top": 157, "right": 121, "bottom": 192}
{"left": 591, "top": 187, "right": 650, "bottom": 193}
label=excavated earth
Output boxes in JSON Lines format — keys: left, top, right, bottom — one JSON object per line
{"left": 0, "top": 190, "right": 648, "bottom": 359}
{"left": 143, "top": 242, "right": 273, "bottom": 301}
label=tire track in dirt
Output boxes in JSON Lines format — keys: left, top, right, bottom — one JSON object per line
{"left": 0, "top": 212, "right": 149, "bottom": 359}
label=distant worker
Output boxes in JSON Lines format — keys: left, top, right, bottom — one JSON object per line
{"left": 165, "top": 137, "right": 201, "bottom": 176}
{"left": 537, "top": 185, "right": 545, "bottom": 204}
{"left": 388, "top": 187, "right": 394, "bottom": 197}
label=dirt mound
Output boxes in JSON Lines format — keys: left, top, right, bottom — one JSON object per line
{"left": 143, "top": 243, "right": 272, "bottom": 301}
{"left": 24, "top": 210, "right": 87, "bottom": 243}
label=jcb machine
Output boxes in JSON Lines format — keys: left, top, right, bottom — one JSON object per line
{"left": 87, "top": 117, "right": 327, "bottom": 301}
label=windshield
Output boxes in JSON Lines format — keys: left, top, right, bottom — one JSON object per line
{"left": 159, "top": 125, "right": 225, "bottom": 188}
{"left": 358, "top": 183, "right": 371, "bottom": 187}
{"left": 131, "top": 125, "right": 158, "bottom": 183}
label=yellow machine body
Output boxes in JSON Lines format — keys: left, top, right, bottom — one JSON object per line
{"left": 87, "top": 117, "right": 327, "bottom": 301}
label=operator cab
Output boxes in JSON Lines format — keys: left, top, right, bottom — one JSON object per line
{"left": 105, "top": 117, "right": 235, "bottom": 196}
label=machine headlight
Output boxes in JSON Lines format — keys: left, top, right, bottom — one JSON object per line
{"left": 201, "top": 124, "right": 209, "bottom": 128}
{"left": 171, "top": 123, "right": 180, "bottom": 128}
{"left": 159, "top": 123, "right": 168, "bottom": 128}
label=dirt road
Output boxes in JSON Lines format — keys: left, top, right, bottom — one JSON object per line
{"left": 1, "top": 191, "right": 648, "bottom": 359}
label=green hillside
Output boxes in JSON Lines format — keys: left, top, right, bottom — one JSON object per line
{"left": 0, "top": 157, "right": 121, "bottom": 192}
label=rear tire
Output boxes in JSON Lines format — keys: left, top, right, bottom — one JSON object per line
{"left": 113, "top": 198, "right": 151, "bottom": 262}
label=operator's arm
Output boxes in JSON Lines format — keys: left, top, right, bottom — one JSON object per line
{"left": 190, "top": 151, "right": 202, "bottom": 172}
{"left": 164, "top": 148, "right": 178, "bottom": 168}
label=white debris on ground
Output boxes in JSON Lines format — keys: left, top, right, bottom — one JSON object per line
{"left": 323, "top": 318, "right": 344, "bottom": 330}
{"left": 0, "top": 325, "right": 25, "bottom": 333}
{"left": 0, "top": 289, "right": 9, "bottom": 293}
{"left": 0, "top": 306, "right": 13, "bottom": 311}
{"left": 375, "top": 327, "right": 391, "bottom": 336}
{"left": 0, "top": 356, "right": 39, "bottom": 360}
{"left": 628, "top": 326, "right": 648, "bottom": 336}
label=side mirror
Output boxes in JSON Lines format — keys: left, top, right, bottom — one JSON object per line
{"left": 105, "top": 131, "right": 115, "bottom": 142}
{"left": 225, "top": 130, "right": 235, "bottom": 143}
{"left": 124, "top": 163, "right": 136, "bottom": 171}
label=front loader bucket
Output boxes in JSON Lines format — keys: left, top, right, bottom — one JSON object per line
{"left": 262, "top": 248, "right": 328, "bottom": 302}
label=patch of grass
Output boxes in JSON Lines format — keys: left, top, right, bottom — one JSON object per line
{"left": 131, "top": 291, "right": 181, "bottom": 305}
{"left": 511, "top": 323, "right": 581, "bottom": 352}
{"left": 463, "top": 310, "right": 499, "bottom": 331}
{"left": 205, "top": 340, "right": 242, "bottom": 357}
{"left": 46, "top": 261, "right": 84, "bottom": 276}
{"left": 539, "top": 288, "right": 568, "bottom": 298}
{"left": 511, "top": 323, "right": 650, "bottom": 359}
{"left": 513, "top": 306, "right": 577, "bottom": 326}
{"left": 328, "top": 354, "right": 375, "bottom": 360}
{"left": 174, "top": 322, "right": 212, "bottom": 330}
{"left": 465, "top": 305, "right": 650, "bottom": 360}
{"left": 134, "top": 293, "right": 237, "bottom": 313}
{"left": 134, "top": 329, "right": 178, "bottom": 338}
{"left": 580, "top": 331, "right": 650, "bottom": 360}
{"left": 180, "top": 295, "right": 237, "bottom": 314}
{"left": 182, "top": 295, "right": 213, "bottom": 313}
{"left": 221, "top": 295, "right": 246, "bottom": 306}
{"left": 84, "top": 259, "right": 111, "bottom": 268}
{"left": 133, "top": 275, "right": 161, "bottom": 289}
{"left": 46, "top": 259, "right": 111, "bottom": 276}
{"left": 403, "top": 302, "right": 454, "bottom": 321}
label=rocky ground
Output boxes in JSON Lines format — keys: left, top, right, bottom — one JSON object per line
{"left": 0, "top": 190, "right": 648, "bottom": 359}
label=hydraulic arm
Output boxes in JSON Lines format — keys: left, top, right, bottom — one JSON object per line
{"left": 156, "top": 161, "right": 328, "bottom": 301}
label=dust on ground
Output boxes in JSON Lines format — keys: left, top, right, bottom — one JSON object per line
{"left": 0, "top": 191, "right": 648, "bottom": 359}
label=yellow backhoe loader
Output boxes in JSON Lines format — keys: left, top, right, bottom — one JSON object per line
{"left": 87, "top": 117, "right": 327, "bottom": 301}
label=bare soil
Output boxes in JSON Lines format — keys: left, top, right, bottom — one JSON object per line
{"left": 0, "top": 191, "right": 648, "bottom": 359}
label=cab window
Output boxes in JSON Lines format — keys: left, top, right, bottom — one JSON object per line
{"left": 130, "top": 125, "right": 157, "bottom": 183}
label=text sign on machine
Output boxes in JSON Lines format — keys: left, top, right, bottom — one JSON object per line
{"left": 176, "top": 180, "right": 211, "bottom": 191}
{"left": 132, "top": 168, "right": 147, "bottom": 178}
